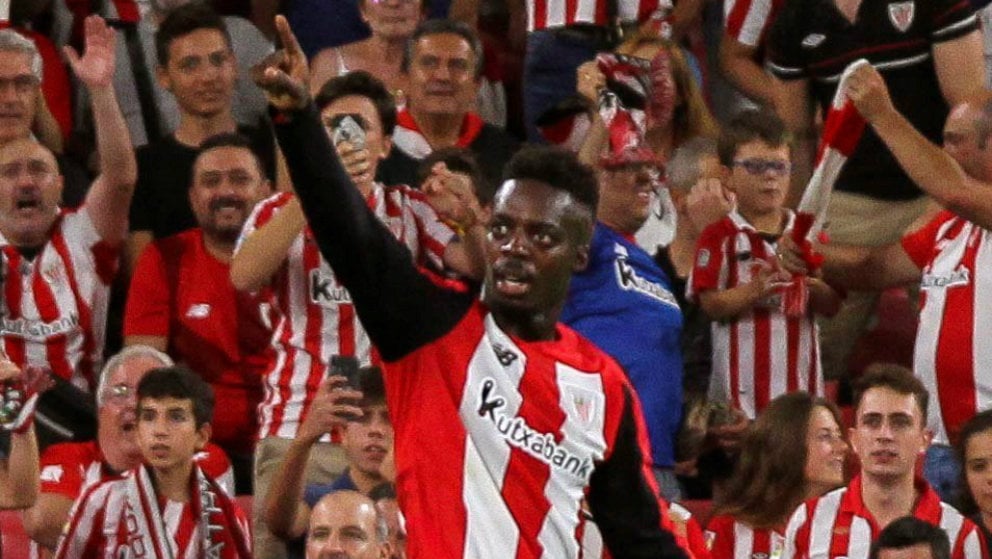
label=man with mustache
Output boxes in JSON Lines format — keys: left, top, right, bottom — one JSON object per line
{"left": 123, "top": 133, "right": 272, "bottom": 493}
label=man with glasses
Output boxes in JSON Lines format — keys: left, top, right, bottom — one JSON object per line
{"left": 0, "top": 30, "right": 89, "bottom": 208}
{"left": 688, "top": 108, "right": 841, "bottom": 420}
{"left": 21, "top": 345, "right": 233, "bottom": 552}
{"left": 127, "top": 2, "right": 274, "bottom": 274}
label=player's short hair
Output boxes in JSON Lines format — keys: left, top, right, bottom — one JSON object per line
{"left": 502, "top": 146, "right": 599, "bottom": 219}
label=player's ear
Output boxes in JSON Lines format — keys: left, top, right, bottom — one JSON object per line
{"left": 195, "top": 423, "right": 212, "bottom": 451}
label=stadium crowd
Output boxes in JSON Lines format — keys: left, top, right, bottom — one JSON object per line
{"left": 0, "top": 0, "right": 992, "bottom": 557}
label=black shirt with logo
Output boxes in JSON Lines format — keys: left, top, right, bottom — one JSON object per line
{"left": 767, "top": 0, "right": 978, "bottom": 200}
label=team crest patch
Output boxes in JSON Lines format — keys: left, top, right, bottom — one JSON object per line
{"left": 801, "top": 33, "right": 826, "bottom": 48}
{"left": 562, "top": 383, "right": 602, "bottom": 427}
{"left": 888, "top": 1, "right": 915, "bottom": 32}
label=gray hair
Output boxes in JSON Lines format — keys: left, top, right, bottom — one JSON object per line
{"left": 666, "top": 137, "right": 718, "bottom": 192}
{"left": 375, "top": 512, "right": 389, "bottom": 543}
{"left": 96, "top": 345, "right": 174, "bottom": 406}
{"left": 0, "top": 30, "right": 42, "bottom": 80}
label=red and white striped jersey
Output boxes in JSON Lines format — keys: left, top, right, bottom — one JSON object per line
{"left": 35, "top": 441, "right": 233, "bottom": 559}
{"left": 705, "top": 514, "right": 784, "bottom": 559}
{"left": 526, "top": 0, "right": 670, "bottom": 32}
{"left": 901, "top": 211, "right": 992, "bottom": 445}
{"left": 783, "top": 476, "right": 986, "bottom": 559}
{"left": 723, "top": 0, "right": 783, "bottom": 47}
{"left": 238, "top": 189, "right": 454, "bottom": 439}
{"left": 0, "top": 209, "right": 118, "bottom": 392}
{"left": 688, "top": 211, "right": 822, "bottom": 419}
{"left": 386, "top": 303, "right": 686, "bottom": 558}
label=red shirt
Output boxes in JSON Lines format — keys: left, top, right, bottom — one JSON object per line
{"left": 124, "top": 229, "right": 270, "bottom": 454}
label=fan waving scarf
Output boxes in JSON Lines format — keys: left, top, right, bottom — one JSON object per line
{"left": 784, "top": 58, "right": 869, "bottom": 316}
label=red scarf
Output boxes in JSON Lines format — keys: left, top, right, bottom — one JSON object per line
{"left": 119, "top": 464, "right": 252, "bottom": 559}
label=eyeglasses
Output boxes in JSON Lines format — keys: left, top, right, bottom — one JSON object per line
{"left": 733, "top": 158, "right": 791, "bottom": 176}
{"left": 102, "top": 383, "right": 135, "bottom": 404}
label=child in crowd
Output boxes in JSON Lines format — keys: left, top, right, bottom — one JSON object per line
{"left": 688, "top": 108, "right": 840, "bottom": 420}
{"left": 55, "top": 367, "right": 252, "bottom": 559}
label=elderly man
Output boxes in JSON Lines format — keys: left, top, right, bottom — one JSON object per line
{"left": 306, "top": 491, "right": 391, "bottom": 559}
{"left": 0, "top": 16, "right": 133, "bottom": 392}
{"left": 376, "top": 19, "right": 517, "bottom": 192}
{"left": 21, "top": 345, "right": 232, "bottom": 552}
{"left": 0, "top": 30, "right": 87, "bottom": 206}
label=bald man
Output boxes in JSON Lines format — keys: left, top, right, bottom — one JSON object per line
{"left": 306, "top": 490, "right": 391, "bottom": 559}
{"left": 782, "top": 66, "right": 992, "bottom": 500}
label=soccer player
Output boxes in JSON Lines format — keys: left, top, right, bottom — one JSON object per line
{"left": 688, "top": 108, "right": 840, "bottom": 420}
{"left": 252, "top": 16, "right": 689, "bottom": 558}
{"left": 55, "top": 366, "right": 251, "bottom": 559}
{"left": 231, "top": 69, "right": 481, "bottom": 559}
{"left": 782, "top": 365, "right": 985, "bottom": 559}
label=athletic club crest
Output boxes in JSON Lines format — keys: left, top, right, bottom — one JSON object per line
{"left": 562, "top": 383, "right": 602, "bottom": 427}
{"left": 888, "top": 1, "right": 915, "bottom": 32}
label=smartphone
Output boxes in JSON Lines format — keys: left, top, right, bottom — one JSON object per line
{"left": 330, "top": 355, "right": 361, "bottom": 390}
{"left": 330, "top": 114, "right": 367, "bottom": 151}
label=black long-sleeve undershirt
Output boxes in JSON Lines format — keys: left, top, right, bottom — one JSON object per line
{"left": 273, "top": 104, "right": 475, "bottom": 361}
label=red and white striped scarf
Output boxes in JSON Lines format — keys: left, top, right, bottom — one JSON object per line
{"left": 120, "top": 464, "right": 252, "bottom": 559}
{"left": 785, "top": 58, "right": 869, "bottom": 315}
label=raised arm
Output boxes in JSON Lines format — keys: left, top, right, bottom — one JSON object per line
{"left": 0, "top": 362, "right": 41, "bottom": 510}
{"left": 254, "top": 17, "right": 474, "bottom": 360}
{"left": 66, "top": 16, "right": 135, "bottom": 244}
{"left": 230, "top": 195, "right": 305, "bottom": 292}
{"left": 264, "top": 377, "right": 361, "bottom": 540}
{"left": 846, "top": 64, "right": 992, "bottom": 229}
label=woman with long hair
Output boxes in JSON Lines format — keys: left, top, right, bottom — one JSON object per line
{"left": 707, "top": 392, "right": 847, "bottom": 558}
{"left": 955, "top": 409, "right": 992, "bottom": 542}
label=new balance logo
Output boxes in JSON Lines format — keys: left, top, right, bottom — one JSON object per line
{"left": 801, "top": 33, "right": 826, "bottom": 48}
{"left": 492, "top": 343, "right": 518, "bottom": 367}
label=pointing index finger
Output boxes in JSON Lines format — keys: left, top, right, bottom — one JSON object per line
{"left": 275, "top": 15, "right": 303, "bottom": 57}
